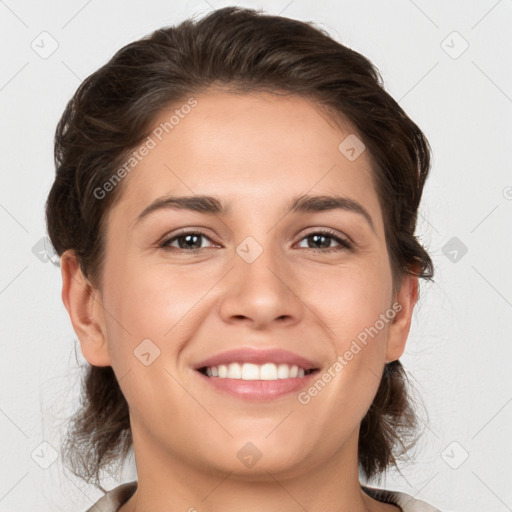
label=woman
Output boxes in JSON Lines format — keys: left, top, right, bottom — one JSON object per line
{"left": 46, "top": 6, "right": 442, "bottom": 512}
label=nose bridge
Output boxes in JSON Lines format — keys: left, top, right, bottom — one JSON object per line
{"left": 234, "top": 232, "right": 287, "bottom": 293}
{"left": 218, "top": 231, "right": 301, "bottom": 326}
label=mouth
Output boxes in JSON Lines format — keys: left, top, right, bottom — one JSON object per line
{"left": 193, "top": 348, "right": 321, "bottom": 401}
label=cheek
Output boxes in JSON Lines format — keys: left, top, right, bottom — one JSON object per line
{"left": 100, "top": 254, "right": 214, "bottom": 364}
{"left": 99, "top": 258, "right": 202, "bottom": 416}
{"left": 307, "top": 255, "right": 393, "bottom": 344}
{"left": 299, "top": 263, "right": 393, "bottom": 422}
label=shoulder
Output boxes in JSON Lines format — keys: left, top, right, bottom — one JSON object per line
{"left": 83, "top": 481, "right": 138, "bottom": 512}
{"left": 361, "top": 485, "right": 443, "bottom": 512}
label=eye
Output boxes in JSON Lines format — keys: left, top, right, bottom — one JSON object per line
{"left": 159, "top": 231, "right": 218, "bottom": 251}
{"left": 159, "top": 228, "right": 352, "bottom": 253}
{"left": 296, "top": 229, "right": 352, "bottom": 253}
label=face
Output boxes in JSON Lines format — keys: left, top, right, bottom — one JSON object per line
{"left": 70, "top": 90, "right": 416, "bottom": 481}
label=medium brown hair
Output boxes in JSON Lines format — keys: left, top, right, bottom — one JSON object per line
{"left": 46, "top": 6, "right": 434, "bottom": 490}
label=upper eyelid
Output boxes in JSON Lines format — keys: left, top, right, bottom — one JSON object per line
{"left": 160, "top": 228, "right": 218, "bottom": 245}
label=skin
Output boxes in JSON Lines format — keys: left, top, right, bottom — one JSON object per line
{"left": 61, "top": 90, "right": 418, "bottom": 512}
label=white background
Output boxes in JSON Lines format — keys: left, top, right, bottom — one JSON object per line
{"left": 1, "top": 1, "right": 511, "bottom": 511}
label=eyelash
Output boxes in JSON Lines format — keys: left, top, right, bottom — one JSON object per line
{"left": 158, "top": 228, "right": 353, "bottom": 254}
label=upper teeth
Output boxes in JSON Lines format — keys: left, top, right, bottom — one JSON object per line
{"left": 204, "top": 362, "right": 308, "bottom": 380}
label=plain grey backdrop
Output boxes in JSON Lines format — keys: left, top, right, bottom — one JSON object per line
{"left": 1, "top": 0, "right": 511, "bottom": 511}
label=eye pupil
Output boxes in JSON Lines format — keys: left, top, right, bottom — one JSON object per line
{"left": 179, "top": 234, "right": 201, "bottom": 249}
{"left": 310, "top": 234, "right": 330, "bottom": 249}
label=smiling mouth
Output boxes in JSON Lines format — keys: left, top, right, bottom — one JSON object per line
{"left": 197, "top": 362, "right": 319, "bottom": 380}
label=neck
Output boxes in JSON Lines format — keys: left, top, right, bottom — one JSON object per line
{"left": 119, "top": 426, "right": 384, "bottom": 512}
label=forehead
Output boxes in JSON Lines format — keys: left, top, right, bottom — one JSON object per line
{"left": 108, "top": 90, "right": 381, "bottom": 226}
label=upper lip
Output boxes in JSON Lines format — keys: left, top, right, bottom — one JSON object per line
{"left": 193, "top": 348, "right": 321, "bottom": 371}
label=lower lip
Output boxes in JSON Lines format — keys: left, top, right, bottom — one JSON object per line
{"left": 195, "top": 370, "right": 318, "bottom": 401}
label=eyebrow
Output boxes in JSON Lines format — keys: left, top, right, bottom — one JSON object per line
{"left": 135, "top": 193, "right": 375, "bottom": 232}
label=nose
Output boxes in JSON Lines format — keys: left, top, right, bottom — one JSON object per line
{"left": 218, "top": 241, "right": 303, "bottom": 330}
